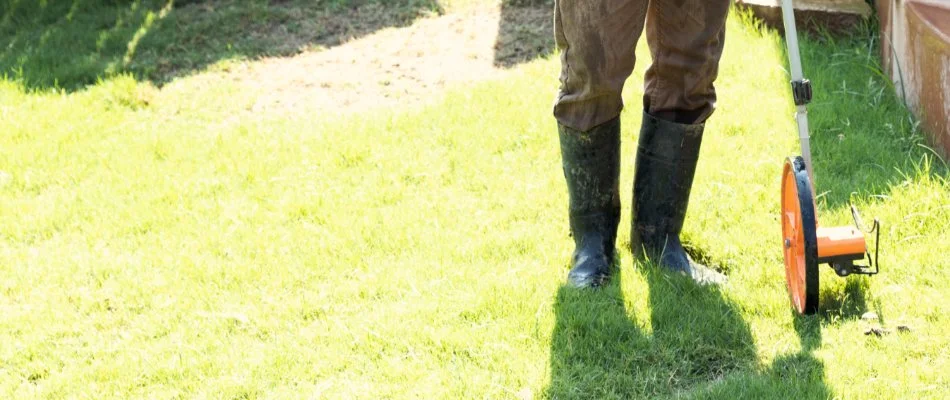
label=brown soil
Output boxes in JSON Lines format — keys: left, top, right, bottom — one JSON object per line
{"left": 225, "top": 5, "right": 553, "bottom": 114}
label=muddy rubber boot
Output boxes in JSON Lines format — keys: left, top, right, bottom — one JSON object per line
{"left": 630, "top": 112, "right": 726, "bottom": 285}
{"left": 558, "top": 117, "right": 622, "bottom": 288}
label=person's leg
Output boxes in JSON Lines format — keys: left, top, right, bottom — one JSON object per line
{"left": 643, "top": 0, "right": 730, "bottom": 124}
{"left": 553, "top": 0, "right": 648, "bottom": 287}
{"left": 554, "top": 0, "right": 648, "bottom": 132}
{"left": 630, "top": 0, "right": 730, "bottom": 284}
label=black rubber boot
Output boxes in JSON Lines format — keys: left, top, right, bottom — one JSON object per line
{"left": 630, "top": 112, "right": 726, "bottom": 285}
{"left": 558, "top": 117, "right": 622, "bottom": 288}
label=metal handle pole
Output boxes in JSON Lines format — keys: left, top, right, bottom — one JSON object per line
{"left": 781, "top": 0, "right": 815, "bottom": 185}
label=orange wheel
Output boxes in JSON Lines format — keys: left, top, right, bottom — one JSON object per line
{"left": 781, "top": 156, "right": 819, "bottom": 314}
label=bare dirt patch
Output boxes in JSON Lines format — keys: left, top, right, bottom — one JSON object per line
{"left": 223, "top": 4, "right": 552, "bottom": 115}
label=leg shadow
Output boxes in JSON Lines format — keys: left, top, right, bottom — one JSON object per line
{"left": 693, "top": 313, "right": 832, "bottom": 399}
{"left": 546, "top": 262, "right": 651, "bottom": 399}
{"left": 685, "top": 290, "right": 840, "bottom": 400}
{"left": 547, "top": 259, "right": 759, "bottom": 398}
{"left": 642, "top": 264, "right": 758, "bottom": 391}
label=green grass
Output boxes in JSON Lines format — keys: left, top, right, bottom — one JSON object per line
{"left": 1, "top": 4, "right": 949, "bottom": 400}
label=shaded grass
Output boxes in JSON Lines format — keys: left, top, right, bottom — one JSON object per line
{"left": 0, "top": 0, "right": 556, "bottom": 91}
{"left": 1, "top": 7, "right": 948, "bottom": 400}
{"left": 0, "top": 0, "right": 444, "bottom": 90}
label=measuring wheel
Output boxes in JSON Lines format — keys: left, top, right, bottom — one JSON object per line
{"left": 780, "top": 157, "right": 881, "bottom": 315}
{"left": 781, "top": 157, "right": 819, "bottom": 314}
{"left": 777, "top": 0, "right": 882, "bottom": 316}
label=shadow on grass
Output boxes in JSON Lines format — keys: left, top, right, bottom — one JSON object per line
{"left": 546, "top": 261, "right": 762, "bottom": 398}
{"left": 690, "top": 313, "right": 831, "bottom": 399}
{"left": 0, "top": 0, "right": 443, "bottom": 91}
{"left": 493, "top": 0, "right": 553, "bottom": 68}
{"left": 2, "top": 0, "right": 563, "bottom": 91}
{"left": 818, "top": 275, "right": 872, "bottom": 321}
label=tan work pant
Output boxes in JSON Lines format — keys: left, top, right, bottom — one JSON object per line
{"left": 553, "top": 0, "right": 731, "bottom": 131}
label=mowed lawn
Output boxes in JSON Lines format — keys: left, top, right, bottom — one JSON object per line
{"left": 1, "top": 2, "right": 948, "bottom": 399}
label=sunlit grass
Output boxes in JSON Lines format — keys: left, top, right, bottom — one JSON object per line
{"left": 1, "top": 7, "right": 948, "bottom": 400}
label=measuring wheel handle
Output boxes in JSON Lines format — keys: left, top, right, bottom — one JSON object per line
{"left": 776, "top": 0, "right": 882, "bottom": 316}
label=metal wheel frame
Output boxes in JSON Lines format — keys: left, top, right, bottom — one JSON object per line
{"left": 781, "top": 156, "right": 820, "bottom": 314}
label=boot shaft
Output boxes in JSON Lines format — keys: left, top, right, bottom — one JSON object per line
{"left": 558, "top": 117, "right": 622, "bottom": 253}
{"left": 631, "top": 112, "right": 704, "bottom": 240}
